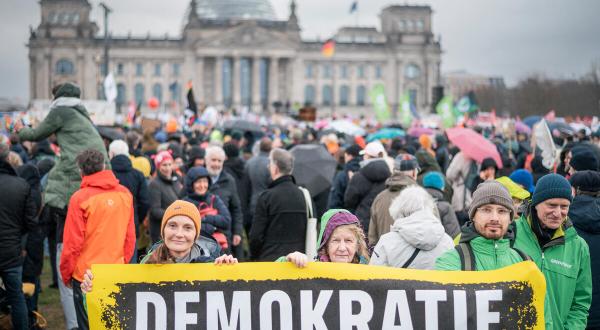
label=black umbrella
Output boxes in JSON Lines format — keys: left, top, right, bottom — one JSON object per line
{"left": 223, "top": 119, "right": 262, "bottom": 133}
{"left": 96, "top": 126, "right": 125, "bottom": 142}
{"left": 290, "top": 144, "right": 337, "bottom": 197}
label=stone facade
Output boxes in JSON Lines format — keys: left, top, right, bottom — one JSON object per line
{"left": 28, "top": 0, "right": 442, "bottom": 116}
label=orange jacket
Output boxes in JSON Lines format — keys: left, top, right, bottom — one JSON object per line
{"left": 60, "top": 170, "right": 135, "bottom": 284}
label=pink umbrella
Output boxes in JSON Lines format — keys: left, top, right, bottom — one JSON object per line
{"left": 408, "top": 127, "right": 434, "bottom": 137}
{"left": 515, "top": 121, "right": 531, "bottom": 135}
{"left": 314, "top": 119, "right": 330, "bottom": 130}
{"left": 446, "top": 127, "right": 503, "bottom": 169}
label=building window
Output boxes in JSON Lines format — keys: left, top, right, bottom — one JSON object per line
{"left": 172, "top": 63, "right": 180, "bottom": 77}
{"left": 304, "top": 85, "right": 316, "bottom": 106}
{"left": 305, "top": 63, "right": 313, "bottom": 78}
{"left": 116, "top": 63, "right": 124, "bottom": 75}
{"left": 356, "top": 85, "right": 366, "bottom": 106}
{"left": 416, "top": 19, "right": 424, "bottom": 31}
{"left": 116, "top": 83, "right": 126, "bottom": 105}
{"left": 357, "top": 65, "right": 365, "bottom": 79}
{"left": 322, "top": 85, "right": 332, "bottom": 106}
{"left": 340, "top": 65, "right": 348, "bottom": 79}
{"left": 339, "top": 85, "right": 349, "bottom": 106}
{"left": 259, "top": 59, "right": 269, "bottom": 108}
{"left": 323, "top": 64, "right": 332, "bottom": 79}
{"left": 405, "top": 64, "right": 421, "bottom": 79}
{"left": 152, "top": 83, "right": 163, "bottom": 103}
{"left": 240, "top": 58, "right": 252, "bottom": 106}
{"left": 134, "top": 83, "right": 145, "bottom": 104}
{"left": 169, "top": 82, "right": 181, "bottom": 103}
{"left": 375, "top": 65, "right": 382, "bottom": 79}
{"left": 135, "top": 63, "right": 143, "bottom": 76}
{"left": 397, "top": 20, "right": 406, "bottom": 31}
{"left": 154, "top": 63, "right": 161, "bottom": 76}
{"left": 55, "top": 59, "right": 74, "bottom": 75}
{"left": 222, "top": 58, "right": 232, "bottom": 108}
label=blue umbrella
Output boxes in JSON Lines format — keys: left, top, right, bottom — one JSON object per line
{"left": 366, "top": 128, "right": 405, "bottom": 142}
{"left": 523, "top": 116, "right": 542, "bottom": 128}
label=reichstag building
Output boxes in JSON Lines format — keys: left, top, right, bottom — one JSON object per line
{"left": 28, "top": 0, "right": 442, "bottom": 115}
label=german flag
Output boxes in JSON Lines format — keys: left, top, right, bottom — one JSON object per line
{"left": 321, "top": 39, "right": 335, "bottom": 58}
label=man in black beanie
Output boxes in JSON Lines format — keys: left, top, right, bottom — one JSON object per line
{"left": 568, "top": 145, "right": 599, "bottom": 176}
{"left": 513, "top": 173, "right": 591, "bottom": 328}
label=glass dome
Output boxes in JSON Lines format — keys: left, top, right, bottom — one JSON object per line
{"left": 196, "top": 0, "right": 277, "bottom": 21}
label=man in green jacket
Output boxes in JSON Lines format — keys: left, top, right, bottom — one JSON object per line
{"left": 15, "top": 82, "right": 107, "bottom": 330}
{"left": 513, "top": 173, "right": 591, "bottom": 329}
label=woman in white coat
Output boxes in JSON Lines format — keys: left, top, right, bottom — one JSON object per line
{"left": 370, "top": 185, "right": 454, "bottom": 269}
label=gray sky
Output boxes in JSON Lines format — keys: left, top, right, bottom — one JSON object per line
{"left": 1, "top": 0, "right": 599, "bottom": 102}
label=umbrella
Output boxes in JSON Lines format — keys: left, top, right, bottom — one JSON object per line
{"left": 523, "top": 116, "right": 542, "bottom": 128}
{"left": 408, "top": 127, "right": 434, "bottom": 137}
{"left": 96, "top": 126, "right": 125, "bottom": 142}
{"left": 223, "top": 119, "right": 262, "bottom": 133}
{"left": 290, "top": 144, "right": 337, "bottom": 197}
{"left": 548, "top": 121, "right": 575, "bottom": 136}
{"left": 366, "top": 128, "right": 405, "bottom": 142}
{"left": 326, "top": 119, "right": 365, "bottom": 136}
{"left": 446, "top": 127, "right": 503, "bottom": 169}
{"left": 515, "top": 121, "right": 531, "bottom": 135}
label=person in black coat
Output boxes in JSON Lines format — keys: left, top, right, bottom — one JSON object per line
{"left": 568, "top": 170, "right": 600, "bottom": 328}
{"left": 109, "top": 140, "right": 150, "bottom": 261}
{"left": 344, "top": 142, "right": 391, "bottom": 232}
{"left": 249, "top": 148, "right": 307, "bottom": 261}
{"left": 0, "top": 145, "right": 38, "bottom": 329}
{"left": 327, "top": 144, "right": 361, "bottom": 209}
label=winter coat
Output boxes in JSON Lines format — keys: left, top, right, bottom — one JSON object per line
{"left": 344, "top": 158, "right": 391, "bottom": 232}
{"left": 148, "top": 172, "right": 183, "bottom": 243}
{"left": 513, "top": 214, "right": 592, "bottom": 329}
{"left": 367, "top": 173, "right": 416, "bottom": 245}
{"left": 446, "top": 152, "right": 474, "bottom": 212}
{"left": 244, "top": 152, "right": 271, "bottom": 217}
{"left": 425, "top": 187, "right": 461, "bottom": 238}
{"left": 370, "top": 209, "right": 454, "bottom": 269}
{"left": 18, "top": 83, "right": 108, "bottom": 209}
{"left": 111, "top": 155, "right": 150, "bottom": 234}
{"left": 249, "top": 175, "right": 307, "bottom": 261}
{"left": 435, "top": 145, "right": 450, "bottom": 173}
{"left": 568, "top": 193, "right": 600, "bottom": 328}
{"left": 0, "top": 160, "right": 37, "bottom": 270}
{"left": 16, "top": 165, "right": 44, "bottom": 282}
{"left": 209, "top": 172, "right": 243, "bottom": 237}
{"left": 60, "top": 170, "right": 135, "bottom": 284}
{"left": 327, "top": 157, "right": 360, "bottom": 209}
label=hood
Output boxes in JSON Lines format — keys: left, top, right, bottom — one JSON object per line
{"left": 316, "top": 209, "right": 355, "bottom": 250}
{"left": 80, "top": 170, "right": 119, "bottom": 190}
{"left": 110, "top": 154, "right": 133, "bottom": 172}
{"left": 359, "top": 158, "right": 391, "bottom": 182}
{"left": 344, "top": 157, "right": 361, "bottom": 173}
{"left": 0, "top": 159, "right": 17, "bottom": 176}
{"left": 415, "top": 149, "right": 441, "bottom": 173}
{"left": 53, "top": 82, "right": 81, "bottom": 99}
{"left": 185, "top": 166, "right": 211, "bottom": 195}
{"left": 425, "top": 187, "right": 445, "bottom": 201}
{"left": 224, "top": 157, "right": 245, "bottom": 177}
{"left": 391, "top": 209, "right": 445, "bottom": 250}
{"left": 569, "top": 195, "right": 600, "bottom": 234}
{"left": 385, "top": 172, "right": 416, "bottom": 191}
{"left": 16, "top": 164, "right": 41, "bottom": 188}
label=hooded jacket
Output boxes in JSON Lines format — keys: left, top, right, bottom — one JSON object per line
{"left": 371, "top": 209, "right": 454, "bottom": 269}
{"left": 425, "top": 187, "right": 461, "bottom": 238}
{"left": 60, "top": 170, "right": 135, "bottom": 284}
{"left": 367, "top": 172, "right": 416, "bottom": 245}
{"left": 513, "top": 210, "right": 592, "bottom": 329}
{"left": 327, "top": 157, "right": 361, "bottom": 209}
{"left": 209, "top": 171, "right": 243, "bottom": 238}
{"left": 568, "top": 193, "right": 600, "bottom": 328}
{"left": 446, "top": 152, "right": 474, "bottom": 212}
{"left": 148, "top": 171, "right": 183, "bottom": 243}
{"left": 18, "top": 83, "right": 108, "bottom": 210}
{"left": 16, "top": 164, "right": 44, "bottom": 282}
{"left": 344, "top": 158, "right": 391, "bottom": 232}
{"left": 111, "top": 154, "right": 150, "bottom": 233}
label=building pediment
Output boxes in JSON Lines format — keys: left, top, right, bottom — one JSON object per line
{"left": 197, "top": 22, "right": 298, "bottom": 50}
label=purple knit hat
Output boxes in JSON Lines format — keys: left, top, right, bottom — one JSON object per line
{"left": 318, "top": 212, "right": 361, "bottom": 262}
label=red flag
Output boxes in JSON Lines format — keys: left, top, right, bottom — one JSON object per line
{"left": 321, "top": 39, "right": 335, "bottom": 58}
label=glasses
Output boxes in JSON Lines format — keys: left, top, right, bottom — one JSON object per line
{"left": 477, "top": 206, "right": 510, "bottom": 217}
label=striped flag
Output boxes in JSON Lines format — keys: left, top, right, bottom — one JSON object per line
{"left": 321, "top": 39, "right": 335, "bottom": 58}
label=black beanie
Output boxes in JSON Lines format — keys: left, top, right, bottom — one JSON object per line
{"left": 531, "top": 174, "right": 573, "bottom": 207}
{"left": 570, "top": 146, "right": 599, "bottom": 172}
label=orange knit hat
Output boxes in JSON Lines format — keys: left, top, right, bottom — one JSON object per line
{"left": 161, "top": 200, "right": 201, "bottom": 238}
{"left": 419, "top": 134, "right": 432, "bottom": 150}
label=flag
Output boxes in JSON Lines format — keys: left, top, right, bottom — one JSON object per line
{"left": 350, "top": 1, "right": 358, "bottom": 13}
{"left": 184, "top": 81, "right": 198, "bottom": 128}
{"left": 435, "top": 95, "right": 455, "bottom": 128}
{"left": 103, "top": 72, "right": 117, "bottom": 103}
{"left": 126, "top": 101, "right": 136, "bottom": 126}
{"left": 399, "top": 92, "right": 413, "bottom": 128}
{"left": 453, "top": 92, "right": 478, "bottom": 117}
{"left": 369, "top": 84, "right": 390, "bottom": 123}
{"left": 321, "top": 39, "right": 335, "bottom": 58}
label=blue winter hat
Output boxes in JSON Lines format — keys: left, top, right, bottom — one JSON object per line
{"left": 509, "top": 169, "right": 535, "bottom": 193}
{"left": 531, "top": 174, "right": 573, "bottom": 207}
{"left": 423, "top": 171, "right": 445, "bottom": 191}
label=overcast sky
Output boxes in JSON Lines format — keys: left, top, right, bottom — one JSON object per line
{"left": 1, "top": 0, "right": 599, "bottom": 101}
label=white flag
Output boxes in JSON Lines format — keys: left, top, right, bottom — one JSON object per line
{"left": 532, "top": 119, "right": 557, "bottom": 170}
{"left": 103, "top": 72, "right": 117, "bottom": 103}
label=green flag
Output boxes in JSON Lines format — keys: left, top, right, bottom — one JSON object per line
{"left": 369, "top": 84, "right": 391, "bottom": 123}
{"left": 454, "top": 95, "right": 471, "bottom": 116}
{"left": 398, "top": 92, "right": 413, "bottom": 128}
{"left": 436, "top": 95, "right": 455, "bottom": 128}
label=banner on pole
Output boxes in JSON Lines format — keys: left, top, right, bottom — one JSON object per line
{"left": 369, "top": 83, "right": 390, "bottom": 123}
{"left": 88, "top": 262, "right": 545, "bottom": 329}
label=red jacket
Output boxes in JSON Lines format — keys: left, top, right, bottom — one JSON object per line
{"left": 60, "top": 170, "right": 135, "bottom": 284}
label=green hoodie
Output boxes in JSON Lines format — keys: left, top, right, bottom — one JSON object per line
{"left": 513, "top": 214, "right": 592, "bottom": 330}
{"left": 18, "top": 83, "right": 108, "bottom": 209}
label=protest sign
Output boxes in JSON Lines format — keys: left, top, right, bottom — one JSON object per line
{"left": 88, "top": 261, "right": 545, "bottom": 329}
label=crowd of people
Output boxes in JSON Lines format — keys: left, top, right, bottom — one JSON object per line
{"left": 1, "top": 82, "right": 599, "bottom": 329}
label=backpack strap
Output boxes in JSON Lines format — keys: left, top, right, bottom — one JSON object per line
{"left": 401, "top": 248, "right": 421, "bottom": 268}
{"left": 512, "top": 247, "right": 531, "bottom": 262}
{"left": 455, "top": 242, "right": 476, "bottom": 271}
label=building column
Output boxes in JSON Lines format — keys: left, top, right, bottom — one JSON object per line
{"left": 214, "top": 56, "right": 223, "bottom": 107}
{"left": 268, "top": 57, "right": 279, "bottom": 109}
{"left": 44, "top": 52, "right": 52, "bottom": 99}
{"left": 232, "top": 56, "right": 241, "bottom": 108}
{"left": 252, "top": 56, "right": 261, "bottom": 112}
{"left": 195, "top": 56, "right": 204, "bottom": 103}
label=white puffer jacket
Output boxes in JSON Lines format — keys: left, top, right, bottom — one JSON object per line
{"left": 369, "top": 209, "right": 454, "bottom": 269}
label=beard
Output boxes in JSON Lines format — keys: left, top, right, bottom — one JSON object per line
{"left": 207, "top": 167, "right": 221, "bottom": 177}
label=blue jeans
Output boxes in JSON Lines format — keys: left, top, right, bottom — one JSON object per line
{"left": 1, "top": 266, "right": 28, "bottom": 330}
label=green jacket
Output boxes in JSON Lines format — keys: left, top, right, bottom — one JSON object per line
{"left": 19, "top": 83, "right": 108, "bottom": 209}
{"left": 513, "top": 215, "right": 592, "bottom": 330}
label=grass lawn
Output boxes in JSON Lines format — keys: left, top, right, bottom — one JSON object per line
{"left": 38, "top": 257, "right": 65, "bottom": 329}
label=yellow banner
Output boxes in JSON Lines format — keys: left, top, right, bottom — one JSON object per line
{"left": 88, "top": 261, "right": 545, "bottom": 329}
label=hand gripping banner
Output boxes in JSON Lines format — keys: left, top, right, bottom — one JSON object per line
{"left": 87, "top": 261, "right": 545, "bottom": 329}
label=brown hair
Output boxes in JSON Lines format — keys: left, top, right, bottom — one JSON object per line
{"left": 318, "top": 224, "right": 370, "bottom": 263}
{"left": 76, "top": 149, "right": 105, "bottom": 176}
{"left": 144, "top": 243, "right": 176, "bottom": 264}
